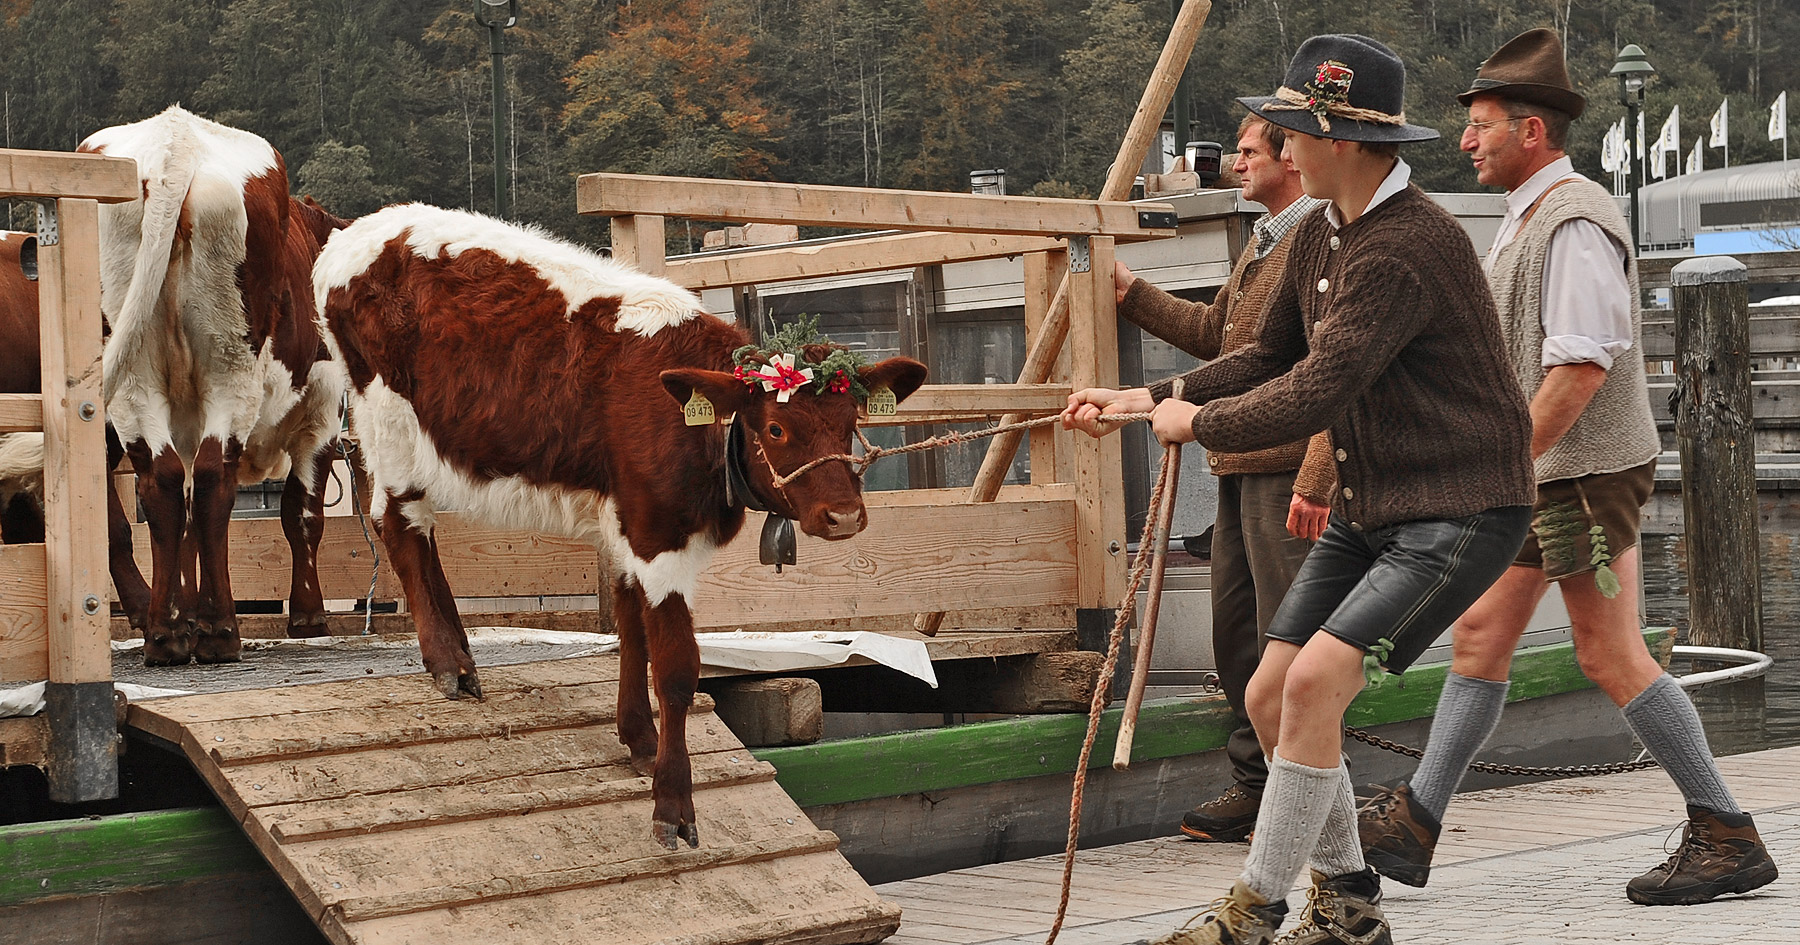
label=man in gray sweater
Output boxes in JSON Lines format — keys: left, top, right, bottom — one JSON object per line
{"left": 1067, "top": 34, "right": 1534, "bottom": 945}
{"left": 1358, "top": 27, "right": 1779, "bottom": 907}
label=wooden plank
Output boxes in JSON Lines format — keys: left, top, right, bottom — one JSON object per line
{"left": 666, "top": 231, "right": 1064, "bottom": 290}
{"left": 0, "top": 808, "right": 266, "bottom": 907}
{"left": 862, "top": 382, "right": 1069, "bottom": 426}
{"left": 577, "top": 173, "right": 1175, "bottom": 241}
{"left": 0, "top": 392, "right": 40, "bottom": 433}
{"left": 864, "top": 483, "right": 1075, "bottom": 507}
{"left": 709, "top": 678, "right": 823, "bottom": 747}
{"left": 608, "top": 214, "right": 666, "bottom": 277}
{"left": 1642, "top": 313, "right": 1800, "bottom": 361}
{"left": 0, "top": 149, "right": 139, "bottom": 202}
{"left": 222, "top": 716, "right": 747, "bottom": 808}
{"left": 0, "top": 541, "right": 48, "bottom": 681}
{"left": 340, "top": 861, "right": 898, "bottom": 945}
{"left": 0, "top": 715, "right": 48, "bottom": 768}
{"left": 1025, "top": 250, "right": 1073, "bottom": 486}
{"left": 0, "top": 872, "right": 329, "bottom": 945}
{"left": 262, "top": 754, "right": 779, "bottom": 844}
{"left": 128, "top": 498, "right": 1081, "bottom": 622}
{"left": 1066, "top": 236, "right": 1126, "bottom": 608}
{"left": 38, "top": 198, "right": 110, "bottom": 687}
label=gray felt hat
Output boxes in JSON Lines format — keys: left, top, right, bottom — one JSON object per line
{"left": 1238, "top": 34, "right": 1440, "bottom": 143}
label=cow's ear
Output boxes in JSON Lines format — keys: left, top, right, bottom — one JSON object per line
{"left": 661, "top": 368, "right": 753, "bottom": 415}
{"left": 857, "top": 357, "right": 928, "bottom": 404}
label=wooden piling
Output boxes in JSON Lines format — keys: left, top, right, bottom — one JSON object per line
{"left": 1671, "top": 255, "right": 1762, "bottom": 652}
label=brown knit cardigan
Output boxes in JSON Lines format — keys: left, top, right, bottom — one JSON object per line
{"left": 1121, "top": 229, "right": 1337, "bottom": 504}
{"left": 1150, "top": 184, "right": 1535, "bottom": 529}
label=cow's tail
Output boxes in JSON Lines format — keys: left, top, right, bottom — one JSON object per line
{"left": 101, "top": 117, "right": 201, "bottom": 403}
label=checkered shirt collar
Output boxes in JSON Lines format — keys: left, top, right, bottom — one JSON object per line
{"left": 1253, "top": 194, "right": 1326, "bottom": 259}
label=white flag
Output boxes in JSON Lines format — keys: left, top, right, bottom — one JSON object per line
{"left": 1773, "top": 91, "right": 1789, "bottom": 142}
{"left": 1637, "top": 111, "right": 1646, "bottom": 164}
{"left": 1653, "top": 106, "right": 1679, "bottom": 178}
{"left": 1710, "top": 99, "right": 1728, "bottom": 147}
{"left": 1687, "top": 136, "right": 1703, "bottom": 174}
{"left": 1602, "top": 121, "right": 1619, "bottom": 172}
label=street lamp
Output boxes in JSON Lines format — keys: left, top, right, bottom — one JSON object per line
{"left": 474, "top": 0, "right": 519, "bottom": 220}
{"left": 1611, "top": 44, "right": 1655, "bottom": 251}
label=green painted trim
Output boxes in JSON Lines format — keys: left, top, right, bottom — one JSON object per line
{"left": 756, "top": 630, "right": 1669, "bottom": 807}
{"left": 0, "top": 807, "right": 265, "bottom": 906}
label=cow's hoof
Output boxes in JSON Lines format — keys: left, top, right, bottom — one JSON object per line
{"left": 286, "top": 614, "right": 330, "bottom": 638}
{"left": 142, "top": 647, "right": 191, "bottom": 668}
{"left": 652, "top": 820, "right": 699, "bottom": 851}
{"left": 193, "top": 628, "right": 242, "bottom": 664}
{"left": 433, "top": 669, "right": 484, "bottom": 701}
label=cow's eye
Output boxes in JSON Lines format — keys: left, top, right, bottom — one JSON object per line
{"left": 766, "top": 422, "right": 785, "bottom": 440}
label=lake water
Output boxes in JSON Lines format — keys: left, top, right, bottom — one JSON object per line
{"left": 1640, "top": 533, "right": 1800, "bottom": 757}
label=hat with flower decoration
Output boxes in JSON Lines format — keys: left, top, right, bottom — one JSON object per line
{"left": 731, "top": 316, "right": 869, "bottom": 404}
{"left": 1238, "top": 34, "right": 1440, "bottom": 143}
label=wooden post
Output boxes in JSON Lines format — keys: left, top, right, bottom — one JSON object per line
{"left": 1024, "top": 250, "right": 1073, "bottom": 486}
{"left": 37, "top": 198, "right": 117, "bottom": 802}
{"left": 1671, "top": 256, "right": 1762, "bottom": 651}
{"left": 609, "top": 214, "right": 666, "bottom": 276}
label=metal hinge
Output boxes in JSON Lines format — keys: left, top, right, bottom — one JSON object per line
{"left": 34, "top": 199, "right": 59, "bottom": 247}
{"left": 1068, "top": 235, "right": 1091, "bottom": 273}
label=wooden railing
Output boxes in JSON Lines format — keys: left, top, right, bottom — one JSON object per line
{"left": 0, "top": 147, "right": 139, "bottom": 802}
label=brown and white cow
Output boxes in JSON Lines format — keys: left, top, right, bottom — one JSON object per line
{"left": 77, "top": 106, "right": 349, "bottom": 665}
{"left": 314, "top": 204, "right": 926, "bottom": 848}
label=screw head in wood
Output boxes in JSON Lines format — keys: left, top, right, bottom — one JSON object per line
{"left": 78, "top": 401, "right": 97, "bottom": 421}
{"left": 82, "top": 595, "right": 101, "bottom": 615}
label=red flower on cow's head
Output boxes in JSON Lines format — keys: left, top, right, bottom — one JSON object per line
{"left": 827, "top": 369, "right": 852, "bottom": 394}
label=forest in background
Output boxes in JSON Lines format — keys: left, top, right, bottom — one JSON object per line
{"left": 1, "top": 0, "right": 1795, "bottom": 247}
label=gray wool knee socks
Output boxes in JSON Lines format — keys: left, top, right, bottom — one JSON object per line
{"left": 1241, "top": 751, "right": 1342, "bottom": 901}
{"left": 1309, "top": 762, "right": 1367, "bottom": 878}
{"left": 1409, "top": 671, "right": 1510, "bottom": 822}
{"left": 1623, "top": 673, "right": 1740, "bottom": 814}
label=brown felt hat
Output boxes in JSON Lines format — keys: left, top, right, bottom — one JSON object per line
{"left": 1458, "top": 28, "right": 1586, "bottom": 119}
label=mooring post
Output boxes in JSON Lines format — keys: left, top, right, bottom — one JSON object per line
{"left": 1670, "top": 255, "right": 1762, "bottom": 652}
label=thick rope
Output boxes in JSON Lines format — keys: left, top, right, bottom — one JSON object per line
{"left": 770, "top": 410, "right": 1154, "bottom": 489}
{"left": 1263, "top": 85, "right": 1408, "bottom": 134}
{"left": 1044, "top": 433, "right": 1173, "bottom": 945}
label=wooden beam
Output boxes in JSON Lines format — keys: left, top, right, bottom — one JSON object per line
{"left": 0, "top": 542, "right": 48, "bottom": 681}
{"left": 1067, "top": 236, "right": 1126, "bottom": 608}
{"left": 0, "top": 393, "right": 41, "bottom": 433}
{"left": 861, "top": 383, "right": 1068, "bottom": 426}
{"left": 1024, "top": 250, "right": 1072, "bottom": 486}
{"left": 607, "top": 214, "right": 665, "bottom": 276}
{"left": 665, "top": 231, "right": 1064, "bottom": 291}
{"left": 702, "top": 678, "right": 824, "bottom": 747}
{"left": 578, "top": 173, "right": 1175, "bottom": 241}
{"left": 0, "top": 149, "right": 139, "bottom": 203}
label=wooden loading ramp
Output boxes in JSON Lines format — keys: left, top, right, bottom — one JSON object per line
{"left": 124, "top": 654, "right": 900, "bottom": 945}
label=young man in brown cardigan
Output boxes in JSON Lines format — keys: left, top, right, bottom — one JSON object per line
{"left": 1066, "top": 35, "right": 1535, "bottom": 945}
{"left": 1114, "top": 111, "right": 1336, "bottom": 844}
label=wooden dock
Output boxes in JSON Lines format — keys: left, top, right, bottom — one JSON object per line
{"left": 876, "top": 744, "right": 1800, "bottom": 945}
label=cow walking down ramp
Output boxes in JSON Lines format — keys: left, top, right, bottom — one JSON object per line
{"left": 126, "top": 654, "right": 903, "bottom": 945}
{"left": 315, "top": 203, "right": 925, "bottom": 849}
{"left": 79, "top": 107, "right": 348, "bottom": 666}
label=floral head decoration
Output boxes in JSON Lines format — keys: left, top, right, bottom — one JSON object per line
{"left": 731, "top": 315, "right": 871, "bottom": 404}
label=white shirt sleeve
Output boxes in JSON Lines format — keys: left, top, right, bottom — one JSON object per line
{"left": 1540, "top": 218, "right": 1632, "bottom": 370}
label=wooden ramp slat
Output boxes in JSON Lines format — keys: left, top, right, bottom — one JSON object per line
{"left": 127, "top": 655, "right": 900, "bottom": 945}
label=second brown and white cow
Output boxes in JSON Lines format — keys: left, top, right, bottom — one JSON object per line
{"left": 79, "top": 106, "right": 349, "bottom": 665}
{"left": 314, "top": 203, "right": 926, "bottom": 849}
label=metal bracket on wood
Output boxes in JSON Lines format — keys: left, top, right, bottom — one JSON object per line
{"left": 1137, "top": 209, "right": 1178, "bottom": 229}
{"left": 1068, "top": 235, "right": 1091, "bottom": 273}
{"left": 33, "top": 199, "right": 59, "bottom": 247}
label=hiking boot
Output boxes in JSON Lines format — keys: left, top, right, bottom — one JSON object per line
{"left": 1128, "top": 880, "right": 1288, "bottom": 945}
{"left": 1626, "top": 805, "right": 1780, "bottom": 905}
{"left": 1274, "top": 869, "right": 1392, "bottom": 945}
{"left": 1356, "top": 781, "right": 1440, "bottom": 888}
{"left": 1181, "top": 784, "right": 1261, "bottom": 842}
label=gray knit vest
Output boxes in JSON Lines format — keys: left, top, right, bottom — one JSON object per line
{"left": 1486, "top": 175, "right": 1660, "bottom": 482}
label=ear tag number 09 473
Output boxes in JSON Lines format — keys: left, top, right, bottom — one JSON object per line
{"left": 684, "top": 390, "right": 716, "bottom": 426}
{"left": 867, "top": 386, "right": 898, "bottom": 418}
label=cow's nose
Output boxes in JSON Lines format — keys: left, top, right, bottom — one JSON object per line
{"left": 826, "top": 508, "right": 865, "bottom": 536}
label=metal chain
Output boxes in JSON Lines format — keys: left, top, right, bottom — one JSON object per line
{"left": 1342, "top": 725, "right": 1662, "bottom": 777}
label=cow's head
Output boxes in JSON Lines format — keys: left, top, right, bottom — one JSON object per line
{"left": 662, "top": 339, "right": 926, "bottom": 540}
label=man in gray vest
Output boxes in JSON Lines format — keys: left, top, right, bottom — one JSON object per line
{"left": 1358, "top": 28, "right": 1780, "bottom": 906}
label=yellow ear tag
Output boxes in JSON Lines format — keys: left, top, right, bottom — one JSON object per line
{"left": 683, "top": 389, "right": 716, "bottom": 426}
{"left": 867, "top": 386, "right": 898, "bottom": 418}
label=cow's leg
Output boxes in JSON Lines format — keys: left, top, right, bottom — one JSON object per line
{"left": 281, "top": 444, "right": 332, "bottom": 637}
{"left": 189, "top": 436, "right": 244, "bottom": 663}
{"left": 612, "top": 578, "right": 657, "bottom": 770}
{"left": 129, "top": 440, "right": 192, "bottom": 666}
{"left": 643, "top": 591, "right": 701, "bottom": 850}
{"left": 376, "top": 491, "right": 482, "bottom": 699}
{"left": 105, "top": 426, "right": 150, "bottom": 633}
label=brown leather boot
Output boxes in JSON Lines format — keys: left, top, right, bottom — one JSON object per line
{"left": 1130, "top": 881, "right": 1288, "bottom": 945}
{"left": 1181, "top": 784, "right": 1261, "bottom": 842}
{"left": 1356, "top": 781, "right": 1440, "bottom": 887}
{"left": 1627, "top": 805, "right": 1780, "bottom": 905}
{"left": 1274, "top": 869, "right": 1392, "bottom": 945}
